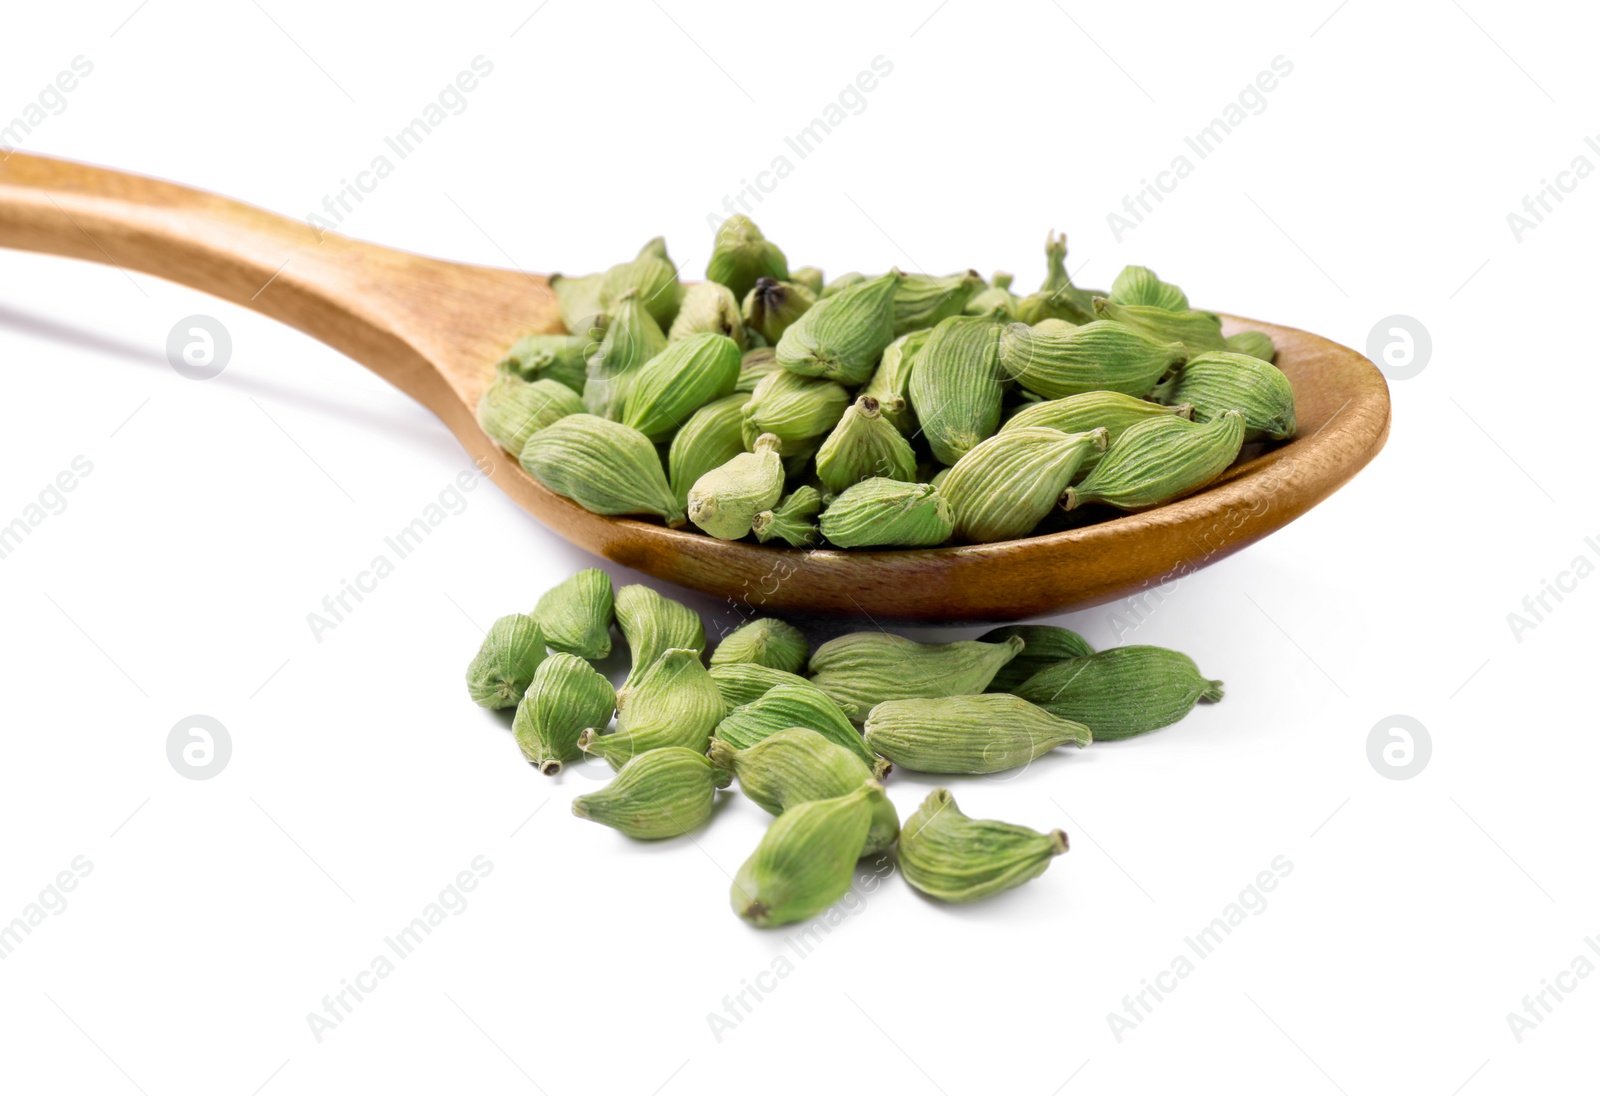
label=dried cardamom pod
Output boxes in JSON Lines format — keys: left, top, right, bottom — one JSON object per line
{"left": 752, "top": 485, "right": 824, "bottom": 547}
{"left": 1108, "top": 264, "right": 1189, "bottom": 311}
{"left": 497, "top": 332, "right": 592, "bottom": 394}
{"left": 706, "top": 215, "right": 789, "bottom": 301}
{"left": 898, "top": 789, "right": 1068, "bottom": 903}
{"left": 1063, "top": 409, "right": 1245, "bottom": 512}
{"left": 941, "top": 426, "right": 1108, "bottom": 543}
{"left": 519, "top": 414, "right": 685, "bottom": 526}
{"left": 709, "top": 728, "right": 897, "bottom": 855}
{"left": 513, "top": 653, "right": 617, "bottom": 774}
{"left": 998, "top": 319, "right": 1186, "bottom": 400}
{"left": 741, "top": 368, "right": 851, "bottom": 455}
{"left": 807, "top": 632, "right": 1025, "bottom": 718}
{"left": 584, "top": 291, "right": 668, "bottom": 419}
{"left": 687, "top": 433, "right": 785, "bottom": 540}
{"left": 790, "top": 266, "right": 825, "bottom": 296}
{"left": 965, "top": 271, "right": 1020, "bottom": 319}
{"left": 820, "top": 271, "right": 865, "bottom": 297}
{"left": 476, "top": 374, "right": 583, "bottom": 455}
{"left": 708, "top": 662, "right": 816, "bottom": 709}
{"left": 1092, "top": 297, "right": 1227, "bottom": 354}
{"left": 712, "top": 680, "right": 875, "bottom": 767}
{"left": 668, "top": 393, "right": 748, "bottom": 510}
{"left": 710, "top": 617, "right": 809, "bottom": 675}
{"left": 737, "top": 346, "right": 782, "bottom": 393}
{"left": 1154, "top": 350, "right": 1296, "bottom": 440}
{"left": 817, "top": 478, "right": 953, "bottom": 549}
{"left": 863, "top": 694, "right": 1090, "bottom": 774}
{"left": 1002, "top": 390, "right": 1193, "bottom": 473}
{"left": 1013, "top": 645, "right": 1223, "bottom": 740}
{"left": 980, "top": 625, "right": 1095, "bottom": 694}
{"left": 571, "top": 747, "right": 732, "bottom": 839}
{"left": 667, "top": 280, "right": 746, "bottom": 348}
{"left": 775, "top": 270, "right": 901, "bottom": 385}
{"left": 621, "top": 332, "right": 742, "bottom": 443}
{"left": 549, "top": 271, "right": 605, "bottom": 335}
{"left": 615, "top": 585, "right": 707, "bottom": 695}
{"left": 742, "top": 277, "right": 816, "bottom": 345}
{"left": 599, "top": 240, "right": 683, "bottom": 329}
{"left": 1225, "top": 329, "right": 1277, "bottom": 363}
{"left": 907, "top": 312, "right": 1007, "bottom": 465}
{"left": 582, "top": 648, "right": 725, "bottom": 768}
{"left": 892, "top": 270, "right": 986, "bottom": 335}
{"left": 1016, "top": 232, "right": 1097, "bottom": 325}
{"left": 465, "top": 613, "right": 546, "bottom": 709}
{"left": 860, "top": 328, "right": 928, "bottom": 435}
{"left": 814, "top": 395, "right": 918, "bottom": 494}
{"left": 731, "top": 781, "right": 882, "bottom": 927}
{"left": 533, "top": 567, "right": 614, "bottom": 660}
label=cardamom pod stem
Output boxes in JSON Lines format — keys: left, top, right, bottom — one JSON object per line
{"left": 752, "top": 485, "right": 824, "bottom": 547}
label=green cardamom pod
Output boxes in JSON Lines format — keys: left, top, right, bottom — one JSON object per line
{"left": 1003, "top": 390, "right": 1192, "bottom": 439}
{"left": 497, "top": 331, "right": 593, "bottom": 394}
{"left": 998, "top": 319, "right": 1186, "bottom": 401}
{"left": 863, "top": 694, "right": 1090, "bottom": 774}
{"left": 709, "top": 728, "right": 897, "bottom": 855}
{"left": 1063, "top": 409, "right": 1245, "bottom": 512}
{"left": 572, "top": 747, "right": 733, "bottom": 840}
{"left": 1109, "top": 265, "right": 1189, "bottom": 311}
{"left": 599, "top": 241, "right": 683, "bottom": 329}
{"left": 583, "top": 648, "right": 725, "bottom": 768}
{"left": 621, "top": 332, "right": 741, "bottom": 443}
{"left": 820, "top": 271, "right": 865, "bottom": 297}
{"left": 533, "top": 567, "right": 614, "bottom": 660}
{"left": 981, "top": 625, "right": 1095, "bottom": 693}
{"left": 667, "top": 393, "right": 748, "bottom": 510}
{"left": 513, "top": 653, "right": 616, "bottom": 774}
{"left": 713, "top": 679, "right": 875, "bottom": 767}
{"left": 899, "top": 789, "right": 1068, "bottom": 903}
{"left": 742, "top": 277, "right": 817, "bottom": 345}
{"left": 519, "top": 414, "right": 685, "bottom": 526}
{"left": 807, "top": 632, "right": 1025, "bottom": 718}
{"left": 817, "top": 478, "right": 953, "bottom": 549}
{"left": 790, "top": 266, "right": 825, "bottom": 296}
{"left": 860, "top": 328, "right": 929, "bottom": 435}
{"left": 465, "top": 613, "right": 546, "bottom": 709}
{"left": 708, "top": 662, "right": 816, "bottom": 709}
{"left": 741, "top": 368, "right": 851, "bottom": 455}
{"left": 1014, "top": 645, "right": 1223, "bottom": 740}
{"left": 710, "top": 617, "right": 809, "bottom": 675}
{"left": 687, "top": 433, "right": 785, "bottom": 540}
{"left": 907, "top": 312, "right": 1007, "bottom": 465}
{"left": 731, "top": 781, "right": 882, "bottom": 927}
{"left": 752, "top": 485, "right": 824, "bottom": 547}
{"left": 737, "top": 346, "right": 782, "bottom": 394}
{"left": 941, "top": 426, "right": 1108, "bottom": 543}
{"left": 1225, "top": 329, "right": 1277, "bottom": 363}
{"left": 892, "top": 270, "right": 986, "bottom": 335}
{"left": 1091, "top": 297, "right": 1227, "bottom": 354}
{"left": 667, "top": 280, "right": 747, "bottom": 347}
{"left": 1016, "top": 233, "right": 1098, "bottom": 325}
{"left": 706, "top": 215, "right": 789, "bottom": 301}
{"left": 583, "top": 291, "right": 668, "bottom": 419}
{"left": 549, "top": 271, "right": 605, "bottom": 336}
{"left": 775, "top": 270, "right": 901, "bottom": 385}
{"left": 1155, "top": 350, "right": 1296, "bottom": 441}
{"left": 965, "top": 271, "right": 1020, "bottom": 319}
{"left": 476, "top": 374, "right": 583, "bottom": 455}
{"left": 615, "top": 584, "right": 707, "bottom": 694}
{"left": 814, "top": 395, "right": 918, "bottom": 494}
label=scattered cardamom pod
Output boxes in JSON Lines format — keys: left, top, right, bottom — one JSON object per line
{"left": 513, "top": 653, "right": 616, "bottom": 774}
{"left": 668, "top": 393, "right": 748, "bottom": 511}
{"left": 998, "top": 319, "right": 1186, "bottom": 400}
{"left": 863, "top": 694, "right": 1091, "bottom": 774}
{"left": 710, "top": 617, "right": 809, "bottom": 675}
{"left": 584, "top": 291, "right": 668, "bottom": 419}
{"left": 582, "top": 648, "right": 725, "bottom": 768}
{"left": 713, "top": 679, "right": 875, "bottom": 766}
{"left": 790, "top": 266, "right": 825, "bottom": 296}
{"left": 1225, "top": 329, "right": 1277, "bottom": 363}
{"left": 706, "top": 215, "right": 789, "bottom": 301}
{"left": 1015, "top": 233, "right": 1097, "bottom": 325}
{"left": 1155, "top": 350, "right": 1296, "bottom": 441}
{"left": 814, "top": 395, "right": 918, "bottom": 494}
{"left": 807, "top": 631, "right": 1025, "bottom": 718}
{"left": 708, "top": 661, "right": 816, "bottom": 709}
{"left": 775, "top": 270, "right": 901, "bottom": 385}
{"left": 907, "top": 312, "right": 1007, "bottom": 465}
{"left": 599, "top": 239, "right": 683, "bottom": 329}
{"left": 731, "top": 781, "right": 882, "bottom": 927}
{"left": 572, "top": 747, "right": 732, "bottom": 839}
{"left": 621, "top": 332, "right": 741, "bottom": 443}
{"left": 859, "top": 328, "right": 928, "bottom": 435}
{"left": 892, "top": 270, "right": 986, "bottom": 335}
{"left": 742, "top": 277, "right": 816, "bottom": 344}
{"left": 981, "top": 624, "right": 1095, "bottom": 693}
{"left": 898, "top": 789, "right": 1068, "bottom": 903}
{"left": 965, "top": 271, "right": 1020, "bottom": 319}
{"left": 668, "top": 280, "right": 746, "bottom": 348}
{"left": 941, "top": 426, "right": 1108, "bottom": 543}
{"left": 741, "top": 368, "right": 851, "bottom": 456}
{"left": 615, "top": 585, "right": 707, "bottom": 694}
{"left": 1013, "top": 644, "right": 1223, "bottom": 740}
{"left": 519, "top": 414, "right": 685, "bottom": 526}
{"left": 533, "top": 567, "right": 614, "bottom": 661}
{"left": 465, "top": 613, "right": 546, "bottom": 710}
{"left": 687, "top": 433, "right": 785, "bottom": 540}
{"left": 752, "top": 485, "right": 824, "bottom": 547}
{"left": 1064, "top": 409, "right": 1245, "bottom": 512}
{"left": 817, "top": 478, "right": 953, "bottom": 549}
{"left": 1092, "top": 296, "right": 1227, "bottom": 354}
{"left": 476, "top": 374, "right": 583, "bottom": 455}
{"left": 1108, "top": 264, "right": 1189, "bottom": 311}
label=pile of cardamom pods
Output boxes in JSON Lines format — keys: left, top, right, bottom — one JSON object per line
{"left": 467, "top": 569, "right": 1223, "bottom": 925}
{"left": 480, "top": 218, "right": 1295, "bottom": 548}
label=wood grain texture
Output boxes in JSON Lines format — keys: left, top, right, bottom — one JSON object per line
{"left": 0, "top": 153, "right": 1390, "bottom": 622}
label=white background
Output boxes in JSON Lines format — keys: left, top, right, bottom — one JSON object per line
{"left": 0, "top": 1, "right": 1592, "bottom": 1092}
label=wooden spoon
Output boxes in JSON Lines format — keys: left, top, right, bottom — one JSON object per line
{"left": 0, "top": 153, "right": 1389, "bottom": 622}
